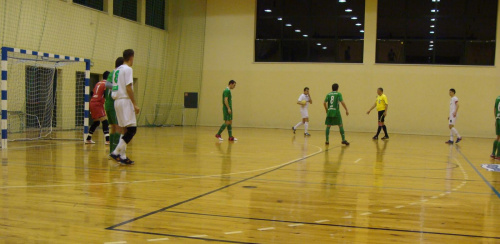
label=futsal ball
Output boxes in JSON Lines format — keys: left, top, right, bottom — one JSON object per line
{"left": 301, "top": 100, "right": 307, "bottom": 105}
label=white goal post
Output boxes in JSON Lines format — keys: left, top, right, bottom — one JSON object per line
{"left": 1, "top": 47, "right": 91, "bottom": 149}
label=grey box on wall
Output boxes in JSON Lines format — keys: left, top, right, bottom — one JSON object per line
{"left": 184, "top": 92, "right": 198, "bottom": 108}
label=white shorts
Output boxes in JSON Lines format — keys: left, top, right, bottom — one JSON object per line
{"left": 300, "top": 108, "right": 309, "bottom": 118}
{"left": 449, "top": 114, "right": 457, "bottom": 125}
{"left": 114, "top": 99, "right": 137, "bottom": 127}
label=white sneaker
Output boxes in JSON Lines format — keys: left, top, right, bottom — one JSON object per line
{"left": 85, "top": 140, "right": 95, "bottom": 144}
{"left": 229, "top": 137, "right": 238, "bottom": 141}
{"left": 105, "top": 141, "right": 110, "bottom": 145}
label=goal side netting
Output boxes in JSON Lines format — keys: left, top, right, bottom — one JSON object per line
{"left": 1, "top": 47, "right": 90, "bottom": 148}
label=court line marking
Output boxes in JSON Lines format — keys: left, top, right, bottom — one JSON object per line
{"left": 455, "top": 146, "right": 500, "bottom": 199}
{"left": 288, "top": 223, "right": 304, "bottom": 227}
{"left": 0, "top": 144, "right": 327, "bottom": 189}
{"left": 147, "top": 238, "right": 169, "bottom": 241}
{"left": 189, "top": 235, "right": 208, "bottom": 238}
{"left": 224, "top": 231, "right": 243, "bottom": 235}
{"left": 314, "top": 220, "right": 329, "bottom": 223}
{"left": 257, "top": 227, "right": 275, "bottom": 231}
{"left": 354, "top": 158, "right": 362, "bottom": 163}
{"left": 106, "top": 144, "right": 332, "bottom": 230}
{"left": 111, "top": 229, "right": 257, "bottom": 244}
{"left": 104, "top": 242, "right": 127, "bottom": 244}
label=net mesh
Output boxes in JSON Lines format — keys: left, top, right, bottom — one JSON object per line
{"left": 6, "top": 52, "right": 86, "bottom": 141}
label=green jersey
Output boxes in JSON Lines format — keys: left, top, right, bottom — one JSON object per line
{"left": 104, "top": 70, "right": 116, "bottom": 111}
{"left": 324, "top": 91, "right": 343, "bottom": 117}
{"left": 223, "top": 87, "right": 232, "bottom": 109}
{"left": 495, "top": 96, "right": 500, "bottom": 120}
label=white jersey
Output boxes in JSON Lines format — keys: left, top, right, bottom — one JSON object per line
{"left": 298, "top": 94, "right": 310, "bottom": 109}
{"left": 111, "top": 64, "right": 133, "bottom": 100}
{"left": 449, "top": 96, "right": 458, "bottom": 115}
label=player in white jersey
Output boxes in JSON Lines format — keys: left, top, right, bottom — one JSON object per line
{"left": 446, "top": 88, "right": 462, "bottom": 144}
{"left": 292, "top": 87, "right": 312, "bottom": 136}
{"left": 109, "top": 49, "right": 140, "bottom": 165}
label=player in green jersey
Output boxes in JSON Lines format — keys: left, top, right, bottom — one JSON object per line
{"left": 105, "top": 57, "right": 124, "bottom": 153}
{"left": 491, "top": 95, "right": 500, "bottom": 160}
{"left": 216, "top": 80, "right": 237, "bottom": 141}
{"left": 323, "top": 83, "right": 350, "bottom": 145}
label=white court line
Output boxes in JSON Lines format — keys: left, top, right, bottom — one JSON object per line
{"left": 314, "top": 220, "right": 330, "bottom": 223}
{"left": 409, "top": 202, "right": 418, "bottom": 205}
{"left": 224, "top": 231, "right": 243, "bottom": 235}
{"left": 420, "top": 199, "right": 428, "bottom": 202}
{"left": 258, "top": 227, "right": 275, "bottom": 231}
{"left": 354, "top": 158, "right": 362, "bottom": 163}
{"left": 360, "top": 212, "right": 372, "bottom": 216}
{"left": 431, "top": 196, "right": 438, "bottom": 199}
{"left": 288, "top": 223, "right": 304, "bottom": 227}
{"left": 104, "top": 242, "right": 127, "bottom": 244}
{"left": 0, "top": 144, "right": 326, "bottom": 189}
{"left": 189, "top": 235, "right": 208, "bottom": 238}
{"left": 378, "top": 209, "right": 390, "bottom": 212}
{"left": 395, "top": 205, "right": 405, "bottom": 209}
{"left": 342, "top": 215, "right": 352, "bottom": 218}
{"left": 147, "top": 238, "right": 169, "bottom": 242}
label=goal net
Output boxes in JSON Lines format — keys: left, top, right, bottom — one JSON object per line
{"left": 1, "top": 47, "right": 90, "bottom": 148}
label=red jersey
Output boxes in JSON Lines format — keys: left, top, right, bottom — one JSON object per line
{"left": 90, "top": 80, "right": 106, "bottom": 104}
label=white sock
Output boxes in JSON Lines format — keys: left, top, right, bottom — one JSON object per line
{"left": 450, "top": 130, "right": 454, "bottom": 141}
{"left": 294, "top": 122, "right": 303, "bottom": 129}
{"left": 451, "top": 128, "right": 461, "bottom": 138}
{"left": 113, "top": 138, "right": 126, "bottom": 156}
{"left": 304, "top": 122, "right": 309, "bottom": 133}
{"left": 119, "top": 143, "right": 127, "bottom": 159}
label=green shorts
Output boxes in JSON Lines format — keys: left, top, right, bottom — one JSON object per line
{"left": 105, "top": 107, "right": 118, "bottom": 125}
{"left": 325, "top": 116, "right": 342, "bottom": 126}
{"left": 223, "top": 108, "right": 233, "bottom": 121}
{"left": 496, "top": 120, "right": 500, "bottom": 136}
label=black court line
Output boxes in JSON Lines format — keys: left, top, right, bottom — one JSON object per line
{"left": 106, "top": 145, "right": 338, "bottom": 230}
{"left": 456, "top": 146, "right": 500, "bottom": 199}
{"left": 155, "top": 210, "right": 499, "bottom": 240}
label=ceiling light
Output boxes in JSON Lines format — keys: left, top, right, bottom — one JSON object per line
{"left": 430, "top": 41, "right": 434, "bottom": 43}
{"left": 431, "top": 9, "right": 439, "bottom": 12}
{"left": 277, "top": 17, "right": 282, "bottom": 21}
{"left": 303, "top": 34, "right": 308, "bottom": 37}
{"left": 317, "top": 43, "right": 322, "bottom": 46}
{"left": 339, "top": 0, "right": 346, "bottom": 2}
{"left": 345, "top": 9, "right": 352, "bottom": 12}
{"left": 360, "top": 30, "right": 364, "bottom": 33}
{"left": 285, "top": 23, "right": 292, "bottom": 27}
{"left": 431, "top": 18, "right": 436, "bottom": 21}
{"left": 429, "top": 48, "right": 433, "bottom": 50}
{"left": 351, "top": 16, "right": 358, "bottom": 20}
{"left": 265, "top": 9, "right": 272, "bottom": 13}
{"left": 295, "top": 29, "right": 301, "bottom": 32}
{"left": 429, "top": 44, "right": 434, "bottom": 47}
{"left": 430, "top": 25, "right": 435, "bottom": 28}
{"left": 356, "top": 23, "right": 362, "bottom": 26}
{"left": 322, "top": 47, "right": 327, "bottom": 49}
{"left": 430, "top": 31, "right": 435, "bottom": 34}
{"left": 432, "top": 0, "right": 440, "bottom": 2}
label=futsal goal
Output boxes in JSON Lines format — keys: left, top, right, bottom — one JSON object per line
{"left": 1, "top": 47, "right": 90, "bottom": 148}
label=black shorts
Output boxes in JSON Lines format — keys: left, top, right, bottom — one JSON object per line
{"left": 378, "top": 110, "right": 386, "bottom": 122}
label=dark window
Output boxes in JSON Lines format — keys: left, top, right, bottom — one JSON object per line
{"left": 114, "top": 0, "right": 137, "bottom": 21}
{"left": 146, "top": 0, "right": 166, "bottom": 29}
{"left": 73, "top": 0, "right": 104, "bottom": 11}
{"left": 255, "top": 0, "right": 365, "bottom": 63}
{"left": 377, "top": 0, "right": 497, "bottom": 65}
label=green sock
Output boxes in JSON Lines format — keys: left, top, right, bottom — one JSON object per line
{"left": 339, "top": 126, "right": 346, "bottom": 141}
{"left": 217, "top": 124, "right": 227, "bottom": 135}
{"left": 493, "top": 140, "right": 499, "bottom": 156}
{"left": 326, "top": 127, "right": 330, "bottom": 142}
{"left": 497, "top": 141, "right": 500, "bottom": 157}
{"left": 228, "top": 125, "right": 233, "bottom": 137}
{"left": 111, "top": 133, "right": 120, "bottom": 152}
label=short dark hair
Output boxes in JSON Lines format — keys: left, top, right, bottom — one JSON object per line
{"left": 123, "top": 49, "right": 134, "bottom": 61}
{"left": 304, "top": 87, "right": 309, "bottom": 91}
{"left": 332, "top": 83, "right": 339, "bottom": 91}
{"left": 103, "top": 71, "right": 110, "bottom": 80}
{"left": 228, "top": 80, "right": 236, "bottom": 85}
{"left": 378, "top": 87, "right": 383, "bottom": 92}
{"left": 115, "top": 57, "right": 124, "bottom": 68}
{"left": 450, "top": 88, "right": 456, "bottom": 94}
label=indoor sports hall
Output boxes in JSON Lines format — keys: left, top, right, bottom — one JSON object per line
{"left": 1, "top": 0, "right": 500, "bottom": 243}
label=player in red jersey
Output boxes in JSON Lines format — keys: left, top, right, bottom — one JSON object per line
{"left": 87, "top": 71, "right": 110, "bottom": 144}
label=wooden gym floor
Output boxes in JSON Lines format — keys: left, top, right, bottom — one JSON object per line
{"left": 1, "top": 126, "right": 499, "bottom": 243}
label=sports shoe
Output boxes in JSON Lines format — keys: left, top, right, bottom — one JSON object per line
{"left": 496, "top": 156, "right": 500, "bottom": 161}
{"left": 491, "top": 154, "right": 496, "bottom": 159}
{"left": 120, "top": 157, "right": 135, "bottom": 165}
{"left": 109, "top": 153, "right": 121, "bottom": 162}
{"left": 304, "top": 133, "right": 311, "bottom": 136}
{"left": 85, "top": 140, "right": 95, "bottom": 144}
{"left": 372, "top": 136, "right": 378, "bottom": 140}
{"left": 342, "top": 140, "right": 350, "bottom": 146}
{"left": 292, "top": 126, "right": 296, "bottom": 134}
{"left": 381, "top": 136, "right": 389, "bottom": 140}
{"left": 215, "top": 134, "right": 223, "bottom": 141}
{"left": 325, "top": 141, "right": 329, "bottom": 145}
{"left": 445, "top": 140, "right": 454, "bottom": 144}
{"left": 455, "top": 137, "right": 462, "bottom": 143}
{"left": 229, "top": 137, "right": 238, "bottom": 141}
{"left": 105, "top": 141, "right": 110, "bottom": 145}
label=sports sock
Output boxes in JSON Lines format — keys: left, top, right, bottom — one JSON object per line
{"left": 87, "top": 121, "right": 100, "bottom": 140}
{"left": 450, "top": 130, "right": 454, "bottom": 141}
{"left": 382, "top": 125, "right": 388, "bottom": 137}
{"left": 294, "top": 122, "right": 303, "bottom": 130}
{"left": 304, "top": 122, "right": 309, "bottom": 133}
{"left": 326, "top": 127, "right": 330, "bottom": 142}
{"left": 451, "top": 128, "right": 461, "bottom": 138}
{"left": 110, "top": 133, "right": 120, "bottom": 152}
{"left": 217, "top": 124, "right": 227, "bottom": 135}
{"left": 339, "top": 126, "right": 346, "bottom": 141}
{"left": 228, "top": 125, "right": 233, "bottom": 137}
{"left": 376, "top": 126, "right": 381, "bottom": 137}
{"left": 102, "top": 120, "right": 110, "bottom": 141}
{"left": 493, "top": 140, "right": 498, "bottom": 156}
{"left": 112, "top": 136, "right": 125, "bottom": 155}
{"left": 497, "top": 141, "right": 500, "bottom": 157}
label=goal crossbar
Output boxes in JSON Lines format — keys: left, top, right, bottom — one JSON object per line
{"left": 1, "top": 47, "right": 91, "bottom": 149}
